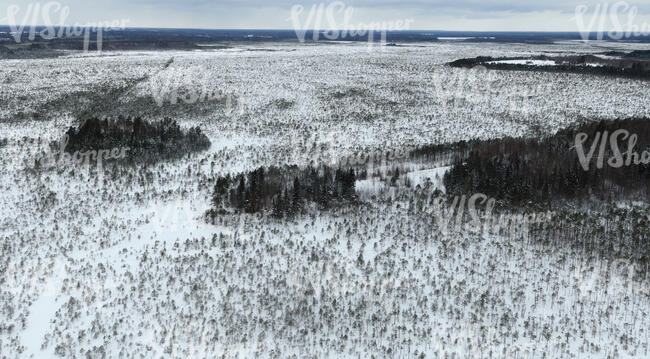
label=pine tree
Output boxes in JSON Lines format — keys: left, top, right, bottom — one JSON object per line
{"left": 213, "top": 176, "right": 230, "bottom": 209}
{"left": 237, "top": 175, "right": 246, "bottom": 211}
{"left": 292, "top": 177, "right": 302, "bottom": 215}
{"left": 284, "top": 189, "right": 292, "bottom": 217}
{"left": 272, "top": 193, "right": 284, "bottom": 219}
{"left": 247, "top": 170, "right": 258, "bottom": 213}
{"left": 391, "top": 167, "right": 400, "bottom": 186}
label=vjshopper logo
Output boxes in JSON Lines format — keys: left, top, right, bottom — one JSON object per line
{"left": 0, "top": 1, "right": 130, "bottom": 51}
{"left": 289, "top": 1, "right": 414, "bottom": 49}
{"left": 574, "top": 1, "right": 650, "bottom": 41}
{"left": 431, "top": 193, "right": 553, "bottom": 240}
{"left": 9, "top": 135, "right": 130, "bottom": 177}
{"left": 573, "top": 257, "right": 640, "bottom": 299}
{"left": 574, "top": 129, "right": 650, "bottom": 170}
{"left": 150, "top": 65, "right": 245, "bottom": 116}
{"left": 432, "top": 65, "right": 548, "bottom": 116}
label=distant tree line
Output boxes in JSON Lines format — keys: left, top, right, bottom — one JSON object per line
{"left": 449, "top": 55, "right": 650, "bottom": 79}
{"left": 408, "top": 142, "right": 475, "bottom": 167}
{"left": 434, "top": 118, "right": 650, "bottom": 208}
{"left": 63, "top": 117, "right": 211, "bottom": 163}
{"left": 208, "top": 165, "right": 357, "bottom": 219}
{"left": 606, "top": 50, "right": 650, "bottom": 60}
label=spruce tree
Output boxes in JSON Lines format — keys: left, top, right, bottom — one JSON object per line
{"left": 292, "top": 177, "right": 302, "bottom": 215}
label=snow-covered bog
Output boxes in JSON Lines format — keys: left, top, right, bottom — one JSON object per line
{"left": 2, "top": 41, "right": 650, "bottom": 358}
{"left": 427, "top": 322, "right": 538, "bottom": 357}
{"left": 287, "top": 255, "right": 404, "bottom": 302}
{"left": 2, "top": 257, "right": 65, "bottom": 301}
{"left": 143, "top": 320, "right": 270, "bottom": 358}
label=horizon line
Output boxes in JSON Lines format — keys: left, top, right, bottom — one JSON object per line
{"left": 0, "top": 25, "right": 627, "bottom": 34}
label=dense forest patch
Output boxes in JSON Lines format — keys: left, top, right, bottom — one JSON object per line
{"left": 449, "top": 55, "right": 650, "bottom": 79}
{"left": 410, "top": 118, "right": 650, "bottom": 274}
{"left": 428, "top": 118, "right": 650, "bottom": 208}
{"left": 62, "top": 117, "right": 211, "bottom": 164}
{"left": 207, "top": 165, "right": 357, "bottom": 219}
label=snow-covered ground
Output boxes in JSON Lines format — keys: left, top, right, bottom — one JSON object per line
{"left": 407, "top": 166, "right": 450, "bottom": 192}
{"left": 487, "top": 59, "right": 558, "bottom": 66}
{"left": 1, "top": 41, "right": 649, "bottom": 358}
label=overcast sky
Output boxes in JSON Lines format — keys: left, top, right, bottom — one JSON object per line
{"left": 1, "top": 0, "right": 649, "bottom": 31}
